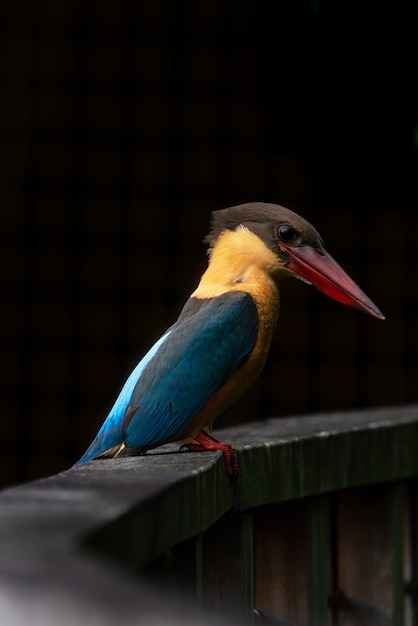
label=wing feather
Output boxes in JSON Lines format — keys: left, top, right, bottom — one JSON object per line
{"left": 75, "top": 292, "right": 258, "bottom": 464}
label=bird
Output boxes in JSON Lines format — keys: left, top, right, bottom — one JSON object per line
{"left": 74, "top": 202, "right": 384, "bottom": 477}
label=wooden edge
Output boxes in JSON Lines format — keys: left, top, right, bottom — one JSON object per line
{"left": 1, "top": 404, "right": 418, "bottom": 623}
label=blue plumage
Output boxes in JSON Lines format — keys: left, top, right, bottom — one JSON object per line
{"left": 74, "top": 329, "right": 172, "bottom": 465}
{"left": 75, "top": 291, "right": 258, "bottom": 465}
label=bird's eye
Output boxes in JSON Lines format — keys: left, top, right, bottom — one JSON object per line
{"left": 278, "top": 225, "right": 297, "bottom": 242}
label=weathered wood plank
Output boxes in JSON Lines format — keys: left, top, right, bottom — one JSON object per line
{"left": 405, "top": 480, "right": 418, "bottom": 624}
{"left": 307, "top": 496, "right": 330, "bottom": 626}
{"left": 81, "top": 451, "right": 234, "bottom": 568}
{"left": 1, "top": 404, "right": 418, "bottom": 624}
{"left": 202, "top": 513, "right": 254, "bottom": 618}
{"left": 76, "top": 405, "right": 418, "bottom": 568}
{"left": 391, "top": 483, "right": 406, "bottom": 625}
{"left": 0, "top": 451, "right": 237, "bottom": 625}
{"left": 336, "top": 485, "right": 396, "bottom": 625}
{"left": 227, "top": 405, "right": 418, "bottom": 510}
{"left": 254, "top": 500, "right": 310, "bottom": 625}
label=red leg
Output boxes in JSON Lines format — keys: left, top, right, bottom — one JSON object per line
{"left": 183, "top": 431, "right": 239, "bottom": 481}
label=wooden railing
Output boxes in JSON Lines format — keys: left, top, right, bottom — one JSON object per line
{"left": 1, "top": 405, "right": 418, "bottom": 625}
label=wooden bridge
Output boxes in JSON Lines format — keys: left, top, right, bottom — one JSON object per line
{"left": 1, "top": 404, "right": 418, "bottom": 625}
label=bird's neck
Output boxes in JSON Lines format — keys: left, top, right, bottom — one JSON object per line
{"left": 193, "top": 227, "right": 289, "bottom": 299}
{"left": 191, "top": 228, "right": 284, "bottom": 410}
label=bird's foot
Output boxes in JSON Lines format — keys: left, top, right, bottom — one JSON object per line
{"left": 181, "top": 431, "right": 239, "bottom": 482}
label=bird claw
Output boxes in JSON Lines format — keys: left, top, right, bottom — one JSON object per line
{"left": 181, "top": 432, "right": 239, "bottom": 482}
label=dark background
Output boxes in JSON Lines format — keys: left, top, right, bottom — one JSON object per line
{"left": 1, "top": 1, "right": 417, "bottom": 489}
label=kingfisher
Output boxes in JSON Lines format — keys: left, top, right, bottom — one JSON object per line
{"left": 75, "top": 202, "right": 384, "bottom": 477}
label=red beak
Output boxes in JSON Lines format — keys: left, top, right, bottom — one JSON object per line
{"left": 280, "top": 244, "right": 385, "bottom": 320}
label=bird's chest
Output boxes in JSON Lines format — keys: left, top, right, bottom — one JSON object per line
{"left": 239, "top": 281, "right": 280, "bottom": 382}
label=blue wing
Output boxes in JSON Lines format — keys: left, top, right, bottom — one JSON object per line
{"left": 75, "top": 291, "right": 258, "bottom": 465}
